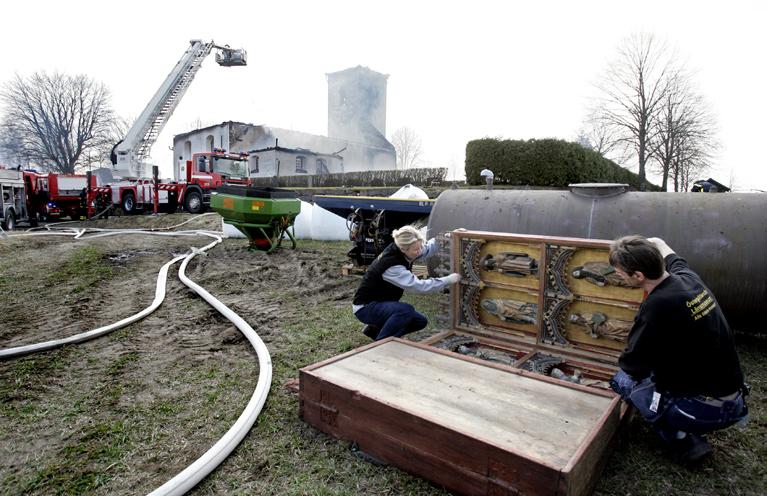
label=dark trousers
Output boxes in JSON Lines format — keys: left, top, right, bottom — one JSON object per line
{"left": 354, "top": 301, "right": 428, "bottom": 340}
{"left": 611, "top": 369, "right": 748, "bottom": 442}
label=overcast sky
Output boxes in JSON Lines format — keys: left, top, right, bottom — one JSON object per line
{"left": 1, "top": 0, "right": 765, "bottom": 191}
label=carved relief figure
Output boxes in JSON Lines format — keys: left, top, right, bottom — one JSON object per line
{"left": 481, "top": 298, "right": 537, "bottom": 325}
{"left": 456, "top": 345, "right": 518, "bottom": 366}
{"left": 569, "top": 311, "right": 632, "bottom": 341}
{"left": 481, "top": 252, "right": 538, "bottom": 277}
{"left": 571, "top": 262, "right": 628, "bottom": 287}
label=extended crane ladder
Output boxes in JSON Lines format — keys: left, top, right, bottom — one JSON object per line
{"left": 134, "top": 41, "right": 214, "bottom": 162}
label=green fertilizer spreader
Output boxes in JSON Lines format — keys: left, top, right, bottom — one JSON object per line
{"left": 211, "top": 186, "right": 300, "bottom": 252}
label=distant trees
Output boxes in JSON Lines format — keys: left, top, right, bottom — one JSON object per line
{"left": 0, "top": 71, "right": 116, "bottom": 173}
{"left": 578, "top": 111, "right": 626, "bottom": 160}
{"left": 391, "top": 126, "right": 423, "bottom": 169}
{"left": 75, "top": 115, "right": 135, "bottom": 171}
{"left": 587, "top": 33, "right": 717, "bottom": 191}
{"left": 650, "top": 74, "right": 717, "bottom": 191}
{"left": 189, "top": 117, "right": 211, "bottom": 131}
{"left": 0, "top": 121, "right": 29, "bottom": 166}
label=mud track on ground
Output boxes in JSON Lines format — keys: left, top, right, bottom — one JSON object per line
{"left": 0, "top": 213, "right": 363, "bottom": 495}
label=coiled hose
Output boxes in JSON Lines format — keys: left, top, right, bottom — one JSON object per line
{"left": 0, "top": 225, "right": 273, "bottom": 495}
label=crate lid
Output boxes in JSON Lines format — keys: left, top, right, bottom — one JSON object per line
{"left": 451, "top": 230, "right": 644, "bottom": 365}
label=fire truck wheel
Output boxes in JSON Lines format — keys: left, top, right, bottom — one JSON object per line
{"left": 185, "top": 191, "right": 203, "bottom": 214}
{"left": 122, "top": 193, "right": 136, "bottom": 215}
{"left": 2, "top": 211, "right": 15, "bottom": 231}
{"left": 29, "top": 214, "right": 38, "bottom": 228}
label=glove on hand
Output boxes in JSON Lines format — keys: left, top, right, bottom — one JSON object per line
{"left": 444, "top": 273, "right": 461, "bottom": 284}
{"left": 444, "top": 228, "right": 467, "bottom": 239}
{"left": 647, "top": 237, "right": 675, "bottom": 258}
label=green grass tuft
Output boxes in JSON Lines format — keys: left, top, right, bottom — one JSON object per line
{"left": 48, "top": 246, "right": 114, "bottom": 294}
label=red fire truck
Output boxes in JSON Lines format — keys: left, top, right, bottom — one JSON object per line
{"left": 96, "top": 39, "right": 249, "bottom": 216}
{"left": 23, "top": 171, "right": 102, "bottom": 220}
{"left": 2, "top": 168, "right": 106, "bottom": 226}
{"left": 4, "top": 40, "right": 250, "bottom": 221}
{"left": 95, "top": 148, "right": 250, "bottom": 214}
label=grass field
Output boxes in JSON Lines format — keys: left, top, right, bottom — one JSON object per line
{"left": 0, "top": 236, "right": 764, "bottom": 495}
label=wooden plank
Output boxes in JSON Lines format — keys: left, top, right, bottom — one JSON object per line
{"left": 561, "top": 396, "right": 621, "bottom": 496}
{"left": 301, "top": 375, "right": 562, "bottom": 495}
{"left": 453, "top": 323, "right": 540, "bottom": 348}
{"left": 306, "top": 340, "right": 613, "bottom": 468}
{"left": 303, "top": 377, "right": 495, "bottom": 475}
{"left": 300, "top": 336, "right": 396, "bottom": 374}
{"left": 405, "top": 339, "right": 616, "bottom": 400}
{"left": 341, "top": 263, "right": 366, "bottom": 276}
{"left": 453, "top": 230, "right": 615, "bottom": 250}
{"left": 418, "top": 329, "right": 455, "bottom": 346}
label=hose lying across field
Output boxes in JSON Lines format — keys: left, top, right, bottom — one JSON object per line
{"left": 0, "top": 224, "right": 273, "bottom": 496}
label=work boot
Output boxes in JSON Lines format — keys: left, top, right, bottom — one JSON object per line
{"left": 362, "top": 325, "right": 380, "bottom": 340}
{"left": 672, "top": 433, "right": 712, "bottom": 464}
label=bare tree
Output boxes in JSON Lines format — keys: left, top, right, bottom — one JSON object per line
{"left": 0, "top": 71, "right": 115, "bottom": 174}
{"left": 671, "top": 131, "right": 715, "bottom": 192}
{"left": 391, "top": 126, "right": 423, "bottom": 169}
{"left": 593, "top": 33, "right": 675, "bottom": 189}
{"left": 0, "top": 120, "right": 31, "bottom": 166}
{"left": 650, "top": 73, "right": 717, "bottom": 191}
{"left": 577, "top": 110, "right": 633, "bottom": 165}
{"left": 73, "top": 115, "right": 135, "bottom": 172}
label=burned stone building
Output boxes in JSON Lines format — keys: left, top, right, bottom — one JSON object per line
{"left": 172, "top": 66, "right": 396, "bottom": 179}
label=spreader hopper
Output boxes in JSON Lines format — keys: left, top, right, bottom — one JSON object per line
{"left": 211, "top": 185, "right": 300, "bottom": 252}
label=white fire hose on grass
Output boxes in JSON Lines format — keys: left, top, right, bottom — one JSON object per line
{"left": 0, "top": 226, "right": 273, "bottom": 496}
{"left": 0, "top": 252, "right": 186, "bottom": 359}
{"left": 149, "top": 235, "right": 273, "bottom": 496}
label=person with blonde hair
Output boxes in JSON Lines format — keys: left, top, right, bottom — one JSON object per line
{"left": 353, "top": 225, "right": 461, "bottom": 340}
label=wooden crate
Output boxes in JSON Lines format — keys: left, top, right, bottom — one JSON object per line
{"left": 300, "top": 231, "right": 643, "bottom": 495}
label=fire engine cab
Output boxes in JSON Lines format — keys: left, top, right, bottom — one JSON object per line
{"left": 177, "top": 148, "right": 251, "bottom": 213}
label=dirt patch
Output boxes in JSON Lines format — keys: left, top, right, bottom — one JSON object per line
{"left": 0, "top": 213, "right": 369, "bottom": 495}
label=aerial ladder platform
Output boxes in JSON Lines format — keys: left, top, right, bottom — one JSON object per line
{"left": 111, "top": 40, "right": 246, "bottom": 179}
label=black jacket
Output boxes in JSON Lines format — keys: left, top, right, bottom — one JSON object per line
{"left": 619, "top": 254, "right": 744, "bottom": 397}
{"left": 353, "top": 243, "right": 412, "bottom": 306}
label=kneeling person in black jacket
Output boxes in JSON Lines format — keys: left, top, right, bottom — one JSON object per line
{"left": 608, "top": 235, "right": 748, "bottom": 464}
{"left": 353, "top": 225, "right": 461, "bottom": 340}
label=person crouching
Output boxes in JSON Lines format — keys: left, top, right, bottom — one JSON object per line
{"left": 352, "top": 226, "right": 461, "bottom": 341}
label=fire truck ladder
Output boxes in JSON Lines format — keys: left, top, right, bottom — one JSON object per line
{"left": 134, "top": 41, "right": 213, "bottom": 162}
{"left": 113, "top": 40, "right": 246, "bottom": 178}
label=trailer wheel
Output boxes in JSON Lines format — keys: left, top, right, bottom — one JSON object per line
{"left": 184, "top": 191, "right": 203, "bottom": 214}
{"left": 122, "top": 192, "right": 136, "bottom": 215}
{"left": 2, "top": 211, "right": 15, "bottom": 231}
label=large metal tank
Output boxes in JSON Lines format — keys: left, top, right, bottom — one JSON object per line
{"left": 428, "top": 184, "right": 766, "bottom": 329}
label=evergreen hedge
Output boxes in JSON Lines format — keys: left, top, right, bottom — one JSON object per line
{"left": 465, "top": 138, "right": 660, "bottom": 191}
{"left": 250, "top": 167, "right": 448, "bottom": 188}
